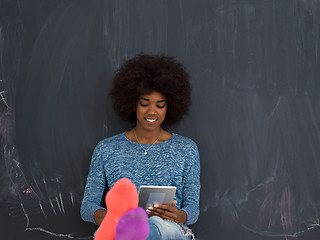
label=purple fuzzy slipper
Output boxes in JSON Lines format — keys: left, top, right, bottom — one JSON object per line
{"left": 115, "top": 207, "right": 149, "bottom": 240}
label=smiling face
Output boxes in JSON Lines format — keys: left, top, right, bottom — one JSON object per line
{"left": 135, "top": 91, "right": 167, "bottom": 133}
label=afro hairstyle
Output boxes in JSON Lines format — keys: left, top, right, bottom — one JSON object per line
{"left": 109, "top": 53, "right": 191, "bottom": 125}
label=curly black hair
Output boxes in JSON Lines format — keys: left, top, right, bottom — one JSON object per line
{"left": 109, "top": 54, "right": 191, "bottom": 125}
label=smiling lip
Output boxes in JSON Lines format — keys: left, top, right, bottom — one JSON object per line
{"left": 145, "top": 118, "right": 157, "bottom": 123}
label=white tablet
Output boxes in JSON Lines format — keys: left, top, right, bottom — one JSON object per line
{"left": 138, "top": 185, "right": 177, "bottom": 209}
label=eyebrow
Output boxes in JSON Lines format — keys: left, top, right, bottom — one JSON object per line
{"left": 140, "top": 97, "right": 166, "bottom": 103}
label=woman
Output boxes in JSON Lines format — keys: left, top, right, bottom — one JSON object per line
{"left": 81, "top": 54, "right": 200, "bottom": 239}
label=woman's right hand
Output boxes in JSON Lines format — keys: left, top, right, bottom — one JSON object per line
{"left": 94, "top": 209, "right": 107, "bottom": 225}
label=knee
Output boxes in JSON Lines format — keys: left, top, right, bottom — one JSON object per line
{"left": 147, "top": 216, "right": 164, "bottom": 239}
{"left": 148, "top": 216, "right": 164, "bottom": 231}
{"left": 149, "top": 216, "right": 163, "bottom": 224}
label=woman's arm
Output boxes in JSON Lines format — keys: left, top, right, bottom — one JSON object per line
{"left": 80, "top": 142, "right": 107, "bottom": 224}
{"left": 179, "top": 142, "right": 201, "bottom": 225}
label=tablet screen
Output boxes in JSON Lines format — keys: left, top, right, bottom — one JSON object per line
{"left": 138, "top": 186, "right": 176, "bottom": 209}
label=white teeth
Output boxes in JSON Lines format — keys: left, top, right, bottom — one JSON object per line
{"left": 146, "top": 118, "right": 156, "bottom": 122}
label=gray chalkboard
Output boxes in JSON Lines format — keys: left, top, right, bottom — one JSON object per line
{"left": 1, "top": 0, "right": 320, "bottom": 239}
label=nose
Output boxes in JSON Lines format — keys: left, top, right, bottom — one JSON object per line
{"left": 147, "top": 104, "right": 157, "bottom": 115}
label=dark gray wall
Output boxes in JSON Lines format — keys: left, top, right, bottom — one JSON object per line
{"left": 1, "top": 0, "right": 320, "bottom": 239}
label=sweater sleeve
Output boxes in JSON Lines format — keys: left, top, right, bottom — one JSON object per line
{"left": 180, "top": 142, "right": 201, "bottom": 225}
{"left": 80, "top": 142, "right": 107, "bottom": 224}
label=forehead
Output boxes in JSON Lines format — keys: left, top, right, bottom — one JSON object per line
{"left": 139, "top": 91, "right": 166, "bottom": 101}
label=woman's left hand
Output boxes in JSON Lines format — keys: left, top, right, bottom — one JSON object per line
{"left": 146, "top": 201, "right": 187, "bottom": 224}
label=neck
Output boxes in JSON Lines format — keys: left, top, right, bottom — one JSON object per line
{"left": 134, "top": 127, "right": 162, "bottom": 144}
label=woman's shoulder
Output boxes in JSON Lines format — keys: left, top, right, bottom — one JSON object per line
{"left": 96, "top": 132, "right": 127, "bottom": 148}
{"left": 171, "top": 133, "right": 198, "bottom": 149}
{"left": 170, "top": 134, "right": 200, "bottom": 163}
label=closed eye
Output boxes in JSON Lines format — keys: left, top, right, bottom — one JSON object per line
{"left": 140, "top": 103, "right": 148, "bottom": 107}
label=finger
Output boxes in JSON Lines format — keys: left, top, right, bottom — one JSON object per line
{"left": 153, "top": 203, "right": 178, "bottom": 217}
{"left": 151, "top": 204, "right": 176, "bottom": 215}
{"left": 147, "top": 209, "right": 175, "bottom": 222}
{"left": 153, "top": 203, "right": 173, "bottom": 211}
{"left": 148, "top": 206, "right": 177, "bottom": 219}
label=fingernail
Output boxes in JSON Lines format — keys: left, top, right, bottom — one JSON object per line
{"left": 153, "top": 204, "right": 159, "bottom": 207}
{"left": 148, "top": 206, "right": 153, "bottom": 210}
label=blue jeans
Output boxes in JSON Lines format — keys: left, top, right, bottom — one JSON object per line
{"left": 146, "top": 216, "right": 195, "bottom": 240}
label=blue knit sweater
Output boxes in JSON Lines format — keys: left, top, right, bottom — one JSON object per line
{"left": 80, "top": 132, "right": 200, "bottom": 225}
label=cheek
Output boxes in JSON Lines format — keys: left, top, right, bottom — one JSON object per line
{"left": 161, "top": 109, "right": 167, "bottom": 119}
{"left": 136, "top": 110, "right": 144, "bottom": 119}
{"left": 135, "top": 105, "right": 144, "bottom": 115}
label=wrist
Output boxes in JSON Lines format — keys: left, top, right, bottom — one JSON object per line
{"left": 177, "top": 210, "right": 187, "bottom": 224}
